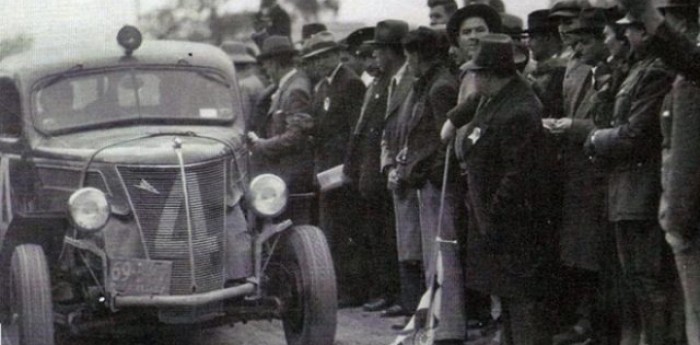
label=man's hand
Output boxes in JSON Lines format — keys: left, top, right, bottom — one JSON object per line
{"left": 387, "top": 168, "right": 400, "bottom": 191}
{"left": 247, "top": 131, "right": 260, "bottom": 143}
{"left": 550, "top": 118, "right": 573, "bottom": 135}
{"left": 440, "top": 119, "right": 457, "bottom": 144}
{"left": 542, "top": 118, "right": 557, "bottom": 132}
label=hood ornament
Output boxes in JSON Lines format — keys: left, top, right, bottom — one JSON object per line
{"left": 135, "top": 179, "right": 160, "bottom": 195}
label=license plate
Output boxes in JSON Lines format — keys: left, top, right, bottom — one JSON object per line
{"left": 109, "top": 258, "right": 172, "bottom": 296}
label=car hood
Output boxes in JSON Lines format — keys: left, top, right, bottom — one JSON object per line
{"left": 31, "top": 126, "right": 245, "bottom": 165}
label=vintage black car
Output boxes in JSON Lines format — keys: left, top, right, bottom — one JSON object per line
{"left": 0, "top": 26, "right": 336, "bottom": 345}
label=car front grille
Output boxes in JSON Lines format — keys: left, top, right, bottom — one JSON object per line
{"left": 118, "top": 159, "right": 227, "bottom": 323}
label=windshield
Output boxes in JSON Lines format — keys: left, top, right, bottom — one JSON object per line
{"left": 32, "top": 68, "right": 239, "bottom": 134}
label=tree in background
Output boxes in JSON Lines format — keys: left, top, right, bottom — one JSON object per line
{"left": 0, "top": 34, "right": 34, "bottom": 61}
{"left": 141, "top": 0, "right": 339, "bottom": 44}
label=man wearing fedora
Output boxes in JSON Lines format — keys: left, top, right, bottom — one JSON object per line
{"left": 248, "top": 35, "right": 315, "bottom": 224}
{"left": 618, "top": 0, "right": 700, "bottom": 342}
{"left": 450, "top": 33, "right": 558, "bottom": 345}
{"left": 583, "top": 8, "right": 677, "bottom": 345}
{"left": 343, "top": 26, "right": 401, "bottom": 315}
{"left": 301, "top": 30, "right": 368, "bottom": 307}
{"left": 523, "top": 9, "right": 566, "bottom": 119}
{"left": 374, "top": 19, "right": 422, "bottom": 322}
{"left": 395, "top": 26, "right": 465, "bottom": 345}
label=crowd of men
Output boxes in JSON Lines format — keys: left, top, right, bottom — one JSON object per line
{"left": 221, "top": 0, "right": 700, "bottom": 344}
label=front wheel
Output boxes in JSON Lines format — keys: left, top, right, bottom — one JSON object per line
{"left": 274, "top": 225, "right": 337, "bottom": 345}
{"left": 10, "top": 244, "right": 55, "bottom": 345}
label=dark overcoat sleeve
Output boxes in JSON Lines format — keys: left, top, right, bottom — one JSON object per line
{"left": 253, "top": 87, "right": 313, "bottom": 158}
{"left": 592, "top": 66, "right": 674, "bottom": 160}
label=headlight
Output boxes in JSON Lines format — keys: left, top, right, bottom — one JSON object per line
{"left": 246, "top": 174, "right": 288, "bottom": 218}
{"left": 68, "top": 187, "right": 110, "bottom": 232}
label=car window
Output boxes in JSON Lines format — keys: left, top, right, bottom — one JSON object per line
{"left": 33, "top": 68, "right": 238, "bottom": 134}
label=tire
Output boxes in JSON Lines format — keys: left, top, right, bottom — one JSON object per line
{"left": 10, "top": 244, "right": 55, "bottom": 345}
{"left": 277, "top": 225, "right": 337, "bottom": 345}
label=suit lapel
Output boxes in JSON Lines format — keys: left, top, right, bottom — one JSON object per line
{"left": 268, "top": 71, "right": 297, "bottom": 117}
{"left": 386, "top": 68, "right": 414, "bottom": 119}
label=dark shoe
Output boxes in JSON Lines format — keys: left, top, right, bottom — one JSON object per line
{"left": 391, "top": 316, "right": 411, "bottom": 330}
{"left": 338, "top": 296, "right": 364, "bottom": 308}
{"left": 380, "top": 304, "right": 406, "bottom": 318}
{"left": 363, "top": 297, "right": 390, "bottom": 312}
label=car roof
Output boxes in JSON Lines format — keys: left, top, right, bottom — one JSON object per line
{"left": 0, "top": 39, "right": 237, "bottom": 88}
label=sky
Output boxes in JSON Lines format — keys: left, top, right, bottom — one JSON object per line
{"left": 0, "top": 0, "right": 551, "bottom": 47}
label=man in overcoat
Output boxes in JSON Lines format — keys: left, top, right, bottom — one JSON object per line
{"left": 617, "top": 0, "right": 700, "bottom": 342}
{"left": 248, "top": 35, "right": 314, "bottom": 224}
{"left": 584, "top": 13, "right": 676, "bottom": 345}
{"left": 395, "top": 27, "right": 465, "bottom": 344}
{"left": 546, "top": 9, "right": 623, "bottom": 344}
{"left": 301, "top": 31, "right": 367, "bottom": 306}
{"left": 343, "top": 40, "right": 400, "bottom": 313}
{"left": 374, "top": 19, "right": 422, "bottom": 320}
{"left": 450, "top": 33, "right": 558, "bottom": 345}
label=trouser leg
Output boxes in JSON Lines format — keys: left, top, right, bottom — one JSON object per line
{"left": 615, "top": 220, "right": 676, "bottom": 345}
{"left": 675, "top": 243, "right": 700, "bottom": 345}
{"left": 399, "top": 260, "right": 423, "bottom": 313}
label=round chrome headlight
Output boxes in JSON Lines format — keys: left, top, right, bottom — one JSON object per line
{"left": 68, "top": 187, "right": 110, "bottom": 232}
{"left": 247, "top": 174, "right": 288, "bottom": 218}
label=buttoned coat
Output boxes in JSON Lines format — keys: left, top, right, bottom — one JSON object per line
{"left": 593, "top": 55, "right": 674, "bottom": 221}
{"left": 312, "top": 64, "right": 366, "bottom": 174}
{"left": 459, "top": 76, "right": 558, "bottom": 299}
{"left": 345, "top": 74, "right": 392, "bottom": 198}
{"left": 252, "top": 69, "right": 314, "bottom": 193}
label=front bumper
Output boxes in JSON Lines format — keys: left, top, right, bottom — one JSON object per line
{"left": 113, "top": 282, "right": 256, "bottom": 308}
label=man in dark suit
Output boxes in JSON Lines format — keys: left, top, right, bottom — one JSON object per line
{"left": 248, "top": 35, "right": 314, "bottom": 224}
{"left": 450, "top": 34, "right": 558, "bottom": 345}
{"left": 301, "top": 31, "right": 367, "bottom": 307}
{"left": 620, "top": 0, "right": 700, "bottom": 342}
{"left": 343, "top": 38, "right": 400, "bottom": 315}
{"left": 396, "top": 27, "right": 464, "bottom": 345}
{"left": 372, "top": 20, "right": 421, "bottom": 323}
{"left": 584, "top": 12, "right": 676, "bottom": 345}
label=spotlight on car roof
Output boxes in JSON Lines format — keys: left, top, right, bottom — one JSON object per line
{"left": 117, "top": 25, "right": 143, "bottom": 56}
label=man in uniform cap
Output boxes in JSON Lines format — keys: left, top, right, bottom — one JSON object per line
{"left": 584, "top": 3, "right": 677, "bottom": 343}
{"left": 341, "top": 27, "right": 378, "bottom": 86}
{"left": 618, "top": 0, "right": 700, "bottom": 343}
{"left": 449, "top": 33, "right": 558, "bottom": 345}
{"left": 301, "top": 31, "right": 368, "bottom": 307}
